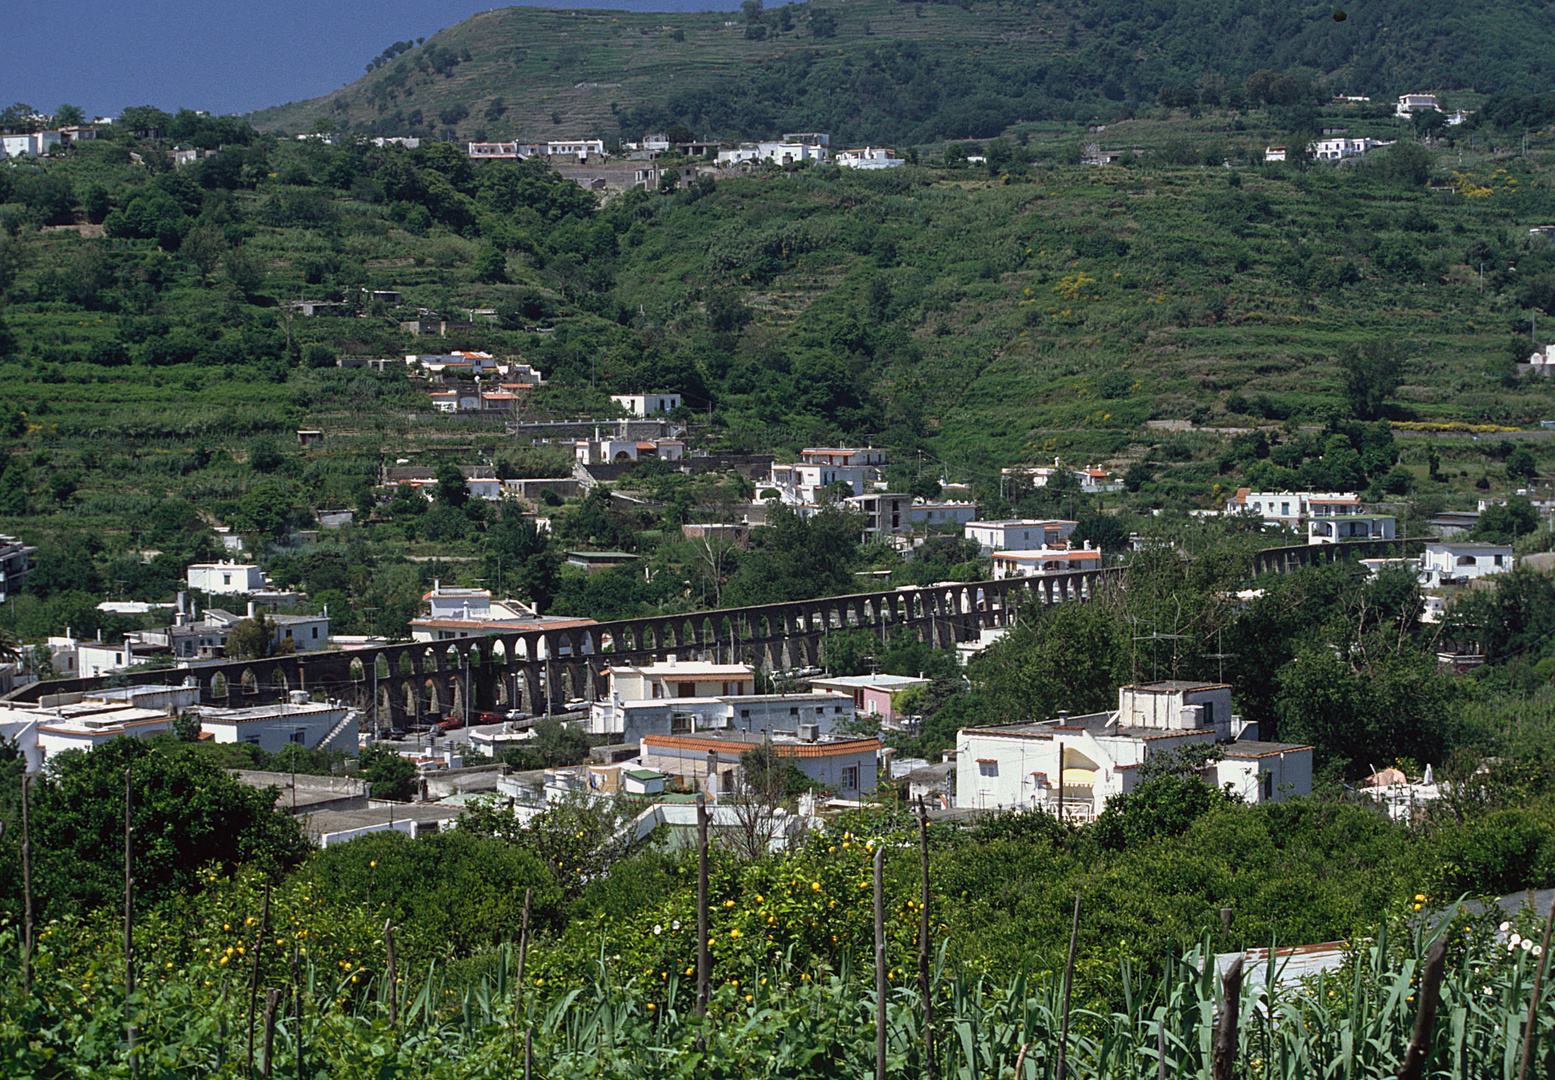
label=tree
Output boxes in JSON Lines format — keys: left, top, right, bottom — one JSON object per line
{"left": 723, "top": 742, "right": 813, "bottom": 858}
{"left": 1506, "top": 447, "right": 1538, "bottom": 484}
{"left": 1090, "top": 745, "right": 1238, "bottom": 851}
{"left": 0, "top": 628, "right": 20, "bottom": 665}
{"left": 53, "top": 103, "right": 84, "bottom": 128}
{"left": 233, "top": 482, "right": 292, "bottom": 541}
{"left": 359, "top": 743, "right": 418, "bottom": 801}
{"left": 12, "top": 737, "right": 309, "bottom": 917}
{"left": 1337, "top": 339, "right": 1407, "bottom": 420}
{"left": 1070, "top": 512, "right": 1129, "bottom": 553}
{"left": 1472, "top": 496, "right": 1539, "bottom": 544}
{"left": 435, "top": 463, "right": 470, "bottom": 508}
{"left": 474, "top": 245, "right": 508, "bottom": 284}
{"left": 974, "top": 602, "right": 1125, "bottom": 726}
{"left": 1275, "top": 633, "right": 1457, "bottom": 777}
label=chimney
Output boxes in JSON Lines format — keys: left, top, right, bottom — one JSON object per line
{"left": 247, "top": 601, "right": 256, "bottom": 618}
{"left": 177, "top": 590, "right": 188, "bottom": 615}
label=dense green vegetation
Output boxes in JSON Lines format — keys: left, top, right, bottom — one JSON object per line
{"left": 247, "top": 0, "right": 1555, "bottom": 146}
{"left": 4, "top": 107, "right": 1555, "bottom": 658}
{"left": 8, "top": 749, "right": 1555, "bottom": 1075}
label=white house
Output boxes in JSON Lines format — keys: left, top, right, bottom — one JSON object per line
{"left": 965, "top": 519, "right": 1079, "bottom": 553}
{"left": 192, "top": 694, "right": 356, "bottom": 755}
{"left": 572, "top": 436, "right": 684, "bottom": 465}
{"left": 409, "top": 581, "right": 598, "bottom": 646}
{"left": 834, "top": 147, "right": 904, "bottom": 169}
{"left": 0, "top": 131, "right": 63, "bottom": 158}
{"left": 768, "top": 447, "right": 888, "bottom": 505}
{"left": 187, "top": 561, "right": 267, "bottom": 595}
{"left": 717, "top": 141, "right": 829, "bottom": 167}
{"left": 604, "top": 660, "right": 756, "bottom": 702}
{"left": 956, "top": 681, "right": 1312, "bottom": 819}
{"left": 1308, "top": 515, "right": 1397, "bottom": 544}
{"left": 910, "top": 501, "right": 979, "bottom": 530}
{"left": 590, "top": 684, "right": 853, "bottom": 745}
{"left": 1002, "top": 460, "right": 1121, "bottom": 494}
{"left": 808, "top": 673, "right": 931, "bottom": 726}
{"left": 990, "top": 545, "right": 1103, "bottom": 580}
{"left": 610, "top": 393, "right": 682, "bottom": 417}
{"left": 1311, "top": 137, "right": 1393, "bottom": 161}
{"left": 0, "top": 533, "right": 36, "bottom": 600}
{"left": 1420, "top": 541, "right": 1513, "bottom": 587}
{"left": 0, "top": 685, "right": 202, "bottom": 770}
{"left": 1223, "top": 490, "right": 1362, "bottom": 529}
{"left": 1395, "top": 93, "right": 1443, "bottom": 118}
{"left": 641, "top": 731, "right": 880, "bottom": 800}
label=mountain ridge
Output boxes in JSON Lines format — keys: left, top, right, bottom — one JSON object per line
{"left": 245, "top": 0, "right": 1555, "bottom": 146}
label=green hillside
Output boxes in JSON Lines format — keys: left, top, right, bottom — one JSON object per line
{"left": 247, "top": 0, "right": 1555, "bottom": 146}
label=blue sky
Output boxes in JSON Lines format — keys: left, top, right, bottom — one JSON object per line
{"left": 5, "top": 1, "right": 743, "bottom": 119}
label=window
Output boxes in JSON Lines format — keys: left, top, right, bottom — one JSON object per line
{"left": 1262, "top": 771, "right": 1274, "bottom": 800}
{"left": 671, "top": 714, "right": 692, "bottom": 734}
{"left": 789, "top": 707, "right": 799, "bottom": 716}
{"left": 222, "top": 574, "right": 231, "bottom": 586}
{"left": 740, "top": 709, "right": 750, "bottom": 719}
{"left": 841, "top": 766, "right": 859, "bottom": 790}
{"left": 311, "top": 627, "right": 319, "bottom": 639}
{"left": 977, "top": 759, "right": 998, "bottom": 777}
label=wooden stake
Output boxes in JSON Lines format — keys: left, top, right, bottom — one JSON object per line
{"left": 1212, "top": 955, "right": 1243, "bottom": 1080}
{"left": 696, "top": 794, "right": 710, "bottom": 1021}
{"left": 384, "top": 919, "right": 398, "bottom": 1027}
{"left": 514, "top": 887, "right": 532, "bottom": 1072}
{"left": 124, "top": 766, "right": 137, "bottom": 1077}
{"left": 20, "top": 771, "right": 33, "bottom": 996}
{"left": 245, "top": 884, "right": 271, "bottom": 1080}
{"left": 1157, "top": 1017, "right": 1167, "bottom": 1080}
{"left": 291, "top": 944, "right": 303, "bottom": 1080}
{"left": 916, "top": 795, "right": 937, "bottom": 1080}
{"left": 874, "top": 844, "right": 887, "bottom": 1080}
{"left": 1055, "top": 894, "right": 1080, "bottom": 1080}
{"left": 1397, "top": 937, "right": 1447, "bottom": 1080}
{"left": 261, "top": 988, "right": 280, "bottom": 1077}
{"left": 1517, "top": 900, "right": 1555, "bottom": 1080}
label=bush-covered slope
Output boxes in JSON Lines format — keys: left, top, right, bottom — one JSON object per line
{"left": 247, "top": 0, "right": 1555, "bottom": 145}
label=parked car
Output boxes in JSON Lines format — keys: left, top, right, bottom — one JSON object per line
{"left": 437, "top": 717, "right": 465, "bottom": 730}
{"left": 474, "top": 711, "right": 505, "bottom": 724}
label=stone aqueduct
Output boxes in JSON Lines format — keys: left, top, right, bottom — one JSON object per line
{"left": 7, "top": 539, "right": 1408, "bottom": 727}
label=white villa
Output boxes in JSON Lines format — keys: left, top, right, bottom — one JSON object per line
{"left": 768, "top": 447, "right": 888, "bottom": 505}
{"left": 965, "top": 519, "right": 1079, "bottom": 553}
{"left": 956, "top": 681, "right": 1313, "bottom": 819}
{"left": 1308, "top": 515, "right": 1397, "bottom": 544}
{"left": 610, "top": 393, "right": 682, "bottom": 417}
{"left": 990, "top": 545, "right": 1103, "bottom": 579}
{"left": 834, "top": 147, "right": 904, "bottom": 169}
{"left": 1419, "top": 541, "right": 1513, "bottom": 587}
